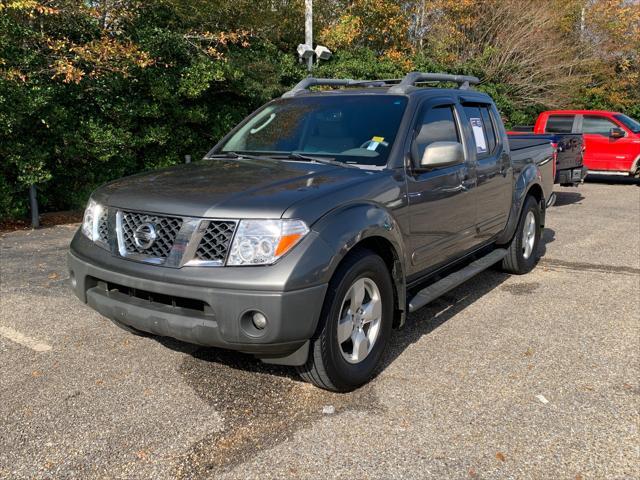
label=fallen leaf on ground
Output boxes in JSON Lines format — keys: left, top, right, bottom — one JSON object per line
{"left": 496, "top": 452, "right": 506, "bottom": 462}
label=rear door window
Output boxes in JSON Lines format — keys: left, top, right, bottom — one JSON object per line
{"left": 582, "top": 116, "right": 620, "bottom": 136}
{"left": 545, "top": 115, "right": 575, "bottom": 133}
{"left": 463, "top": 105, "right": 497, "bottom": 157}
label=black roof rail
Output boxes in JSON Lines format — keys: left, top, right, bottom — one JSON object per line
{"left": 282, "top": 77, "right": 400, "bottom": 98}
{"left": 388, "top": 72, "right": 480, "bottom": 94}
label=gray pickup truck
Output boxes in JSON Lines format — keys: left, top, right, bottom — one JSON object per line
{"left": 69, "top": 72, "right": 553, "bottom": 391}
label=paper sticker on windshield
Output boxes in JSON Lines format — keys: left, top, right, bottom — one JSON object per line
{"left": 470, "top": 118, "right": 488, "bottom": 153}
{"left": 368, "top": 136, "right": 385, "bottom": 151}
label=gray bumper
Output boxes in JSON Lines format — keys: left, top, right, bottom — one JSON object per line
{"left": 68, "top": 250, "right": 327, "bottom": 365}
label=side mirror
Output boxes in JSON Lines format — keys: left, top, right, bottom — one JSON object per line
{"left": 419, "top": 141, "right": 465, "bottom": 169}
{"left": 610, "top": 127, "right": 625, "bottom": 139}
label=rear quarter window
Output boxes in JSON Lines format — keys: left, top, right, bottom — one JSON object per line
{"left": 545, "top": 115, "right": 575, "bottom": 134}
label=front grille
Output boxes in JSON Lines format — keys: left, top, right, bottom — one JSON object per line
{"left": 194, "top": 221, "right": 237, "bottom": 262}
{"left": 97, "top": 209, "right": 109, "bottom": 244}
{"left": 120, "top": 211, "right": 183, "bottom": 258}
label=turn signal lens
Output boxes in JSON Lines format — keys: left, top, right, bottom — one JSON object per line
{"left": 227, "top": 219, "right": 309, "bottom": 266}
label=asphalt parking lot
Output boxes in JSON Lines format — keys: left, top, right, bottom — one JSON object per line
{"left": 1, "top": 178, "right": 638, "bottom": 479}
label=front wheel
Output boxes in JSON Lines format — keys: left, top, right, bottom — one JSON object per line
{"left": 501, "top": 195, "right": 542, "bottom": 274}
{"left": 297, "top": 249, "right": 394, "bottom": 392}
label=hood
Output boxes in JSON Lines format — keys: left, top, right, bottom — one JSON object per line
{"left": 95, "top": 158, "right": 376, "bottom": 220}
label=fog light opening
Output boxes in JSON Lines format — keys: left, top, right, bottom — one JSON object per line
{"left": 252, "top": 312, "right": 267, "bottom": 330}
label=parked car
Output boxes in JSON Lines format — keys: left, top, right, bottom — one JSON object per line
{"left": 68, "top": 72, "right": 554, "bottom": 392}
{"left": 508, "top": 128, "right": 586, "bottom": 187}
{"left": 532, "top": 110, "right": 640, "bottom": 177}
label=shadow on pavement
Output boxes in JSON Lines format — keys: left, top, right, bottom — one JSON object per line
{"left": 149, "top": 231, "right": 556, "bottom": 476}
{"left": 159, "top": 226, "right": 557, "bottom": 385}
{"left": 585, "top": 175, "right": 639, "bottom": 186}
{"left": 539, "top": 227, "right": 555, "bottom": 258}
{"left": 161, "top": 267, "right": 512, "bottom": 477}
{"left": 553, "top": 190, "right": 584, "bottom": 207}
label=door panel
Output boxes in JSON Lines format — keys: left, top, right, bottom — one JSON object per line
{"left": 581, "top": 115, "right": 635, "bottom": 171}
{"left": 461, "top": 104, "right": 511, "bottom": 240}
{"left": 408, "top": 166, "right": 476, "bottom": 269}
{"left": 406, "top": 102, "right": 477, "bottom": 275}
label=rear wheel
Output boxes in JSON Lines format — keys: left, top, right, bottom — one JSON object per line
{"left": 501, "top": 195, "right": 542, "bottom": 274}
{"left": 298, "top": 249, "right": 394, "bottom": 392}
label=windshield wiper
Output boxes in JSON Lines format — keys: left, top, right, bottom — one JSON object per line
{"left": 207, "top": 152, "right": 275, "bottom": 162}
{"left": 208, "top": 151, "right": 353, "bottom": 168}
{"left": 280, "top": 152, "right": 353, "bottom": 168}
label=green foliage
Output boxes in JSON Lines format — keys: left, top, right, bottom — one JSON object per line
{"left": 0, "top": 0, "right": 638, "bottom": 221}
{"left": 0, "top": 1, "right": 297, "bottom": 220}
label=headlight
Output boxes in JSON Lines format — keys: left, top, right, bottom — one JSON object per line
{"left": 227, "top": 219, "right": 309, "bottom": 265}
{"left": 81, "top": 198, "right": 105, "bottom": 242}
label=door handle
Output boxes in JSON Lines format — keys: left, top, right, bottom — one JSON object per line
{"left": 443, "top": 184, "right": 468, "bottom": 193}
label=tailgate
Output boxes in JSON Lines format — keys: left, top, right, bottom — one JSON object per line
{"left": 555, "top": 134, "right": 584, "bottom": 171}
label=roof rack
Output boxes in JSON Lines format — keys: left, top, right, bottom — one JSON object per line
{"left": 282, "top": 77, "right": 399, "bottom": 98}
{"left": 388, "top": 72, "right": 480, "bottom": 93}
{"left": 280, "top": 72, "right": 480, "bottom": 98}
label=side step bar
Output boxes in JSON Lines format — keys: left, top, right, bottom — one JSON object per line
{"left": 408, "top": 248, "right": 507, "bottom": 313}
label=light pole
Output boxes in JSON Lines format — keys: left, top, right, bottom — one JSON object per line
{"left": 305, "top": 0, "right": 313, "bottom": 72}
{"left": 297, "top": 0, "right": 332, "bottom": 73}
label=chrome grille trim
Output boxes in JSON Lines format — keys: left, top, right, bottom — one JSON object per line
{"left": 105, "top": 208, "right": 237, "bottom": 268}
{"left": 120, "top": 210, "right": 183, "bottom": 258}
{"left": 187, "top": 220, "right": 237, "bottom": 266}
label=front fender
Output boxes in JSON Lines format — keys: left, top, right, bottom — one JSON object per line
{"left": 312, "top": 203, "right": 408, "bottom": 325}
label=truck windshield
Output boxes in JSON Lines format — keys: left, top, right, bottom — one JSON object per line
{"left": 216, "top": 95, "right": 408, "bottom": 167}
{"left": 614, "top": 114, "right": 640, "bottom": 133}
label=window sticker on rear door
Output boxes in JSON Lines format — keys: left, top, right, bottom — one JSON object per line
{"left": 470, "top": 118, "right": 488, "bottom": 153}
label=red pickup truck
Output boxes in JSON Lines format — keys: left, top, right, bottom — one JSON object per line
{"left": 533, "top": 110, "right": 640, "bottom": 177}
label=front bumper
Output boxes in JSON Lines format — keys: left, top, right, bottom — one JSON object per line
{"left": 68, "top": 249, "right": 327, "bottom": 365}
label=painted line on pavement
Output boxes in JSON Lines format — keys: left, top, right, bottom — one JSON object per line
{"left": 0, "top": 325, "right": 52, "bottom": 352}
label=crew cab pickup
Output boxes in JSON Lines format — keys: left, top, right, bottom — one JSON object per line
{"left": 533, "top": 110, "right": 640, "bottom": 177}
{"left": 68, "top": 72, "right": 553, "bottom": 391}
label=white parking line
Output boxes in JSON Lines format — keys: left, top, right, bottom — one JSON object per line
{"left": 0, "top": 325, "right": 52, "bottom": 352}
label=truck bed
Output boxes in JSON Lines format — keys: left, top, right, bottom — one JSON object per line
{"left": 508, "top": 132, "right": 585, "bottom": 186}
{"left": 506, "top": 136, "right": 555, "bottom": 206}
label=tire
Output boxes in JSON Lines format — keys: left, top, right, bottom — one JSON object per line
{"left": 297, "top": 248, "right": 394, "bottom": 392}
{"left": 501, "top": 195, "right": 542, "bottom": 274}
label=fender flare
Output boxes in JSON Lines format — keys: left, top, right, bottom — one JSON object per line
{"left": 496, "top": 164, "right": 546, "bottom": 245}
{"left": 630, "top": 154, "right": 640, "bottom": 176}
{"left": 312, "top": 202, "right": 408, "bottom": 327}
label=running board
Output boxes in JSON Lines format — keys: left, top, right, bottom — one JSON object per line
{"left": 408, "top": 248, "right": 507, "bottom": 313}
